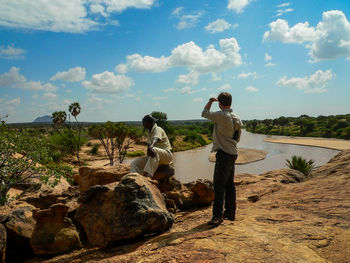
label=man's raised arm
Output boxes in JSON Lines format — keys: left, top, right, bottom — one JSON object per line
{"left": 202, "top": 97, "right": 218, "bottom": 121}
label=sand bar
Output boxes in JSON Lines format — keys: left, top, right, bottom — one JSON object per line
{"left": 264, "top": 137, "right": 350, "bottom": 151}
{"left": 209, "top": 148, "right": 268, "bottom": 165}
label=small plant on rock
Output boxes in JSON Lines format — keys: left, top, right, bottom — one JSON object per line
{"left": 286, "top": 155, "right": 315, "bottom": 176}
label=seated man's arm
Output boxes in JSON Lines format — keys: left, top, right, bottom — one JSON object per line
{"left": 148, "top": 130, "right": 161, "bottom": 157}
{"left": 202, "top": 97, "right": 218, "bottom": 121}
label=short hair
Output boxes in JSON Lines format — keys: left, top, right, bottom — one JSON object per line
{"left": 142, "top": 115, "right": 155, "bottom": 125}
{"left": 217, "top": 92, "right": 232, "bottom": 107}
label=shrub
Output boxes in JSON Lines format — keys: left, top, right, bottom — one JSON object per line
{"left": 285, "top": 155, "right": 315, "bottom": 176}
{"left": 90, "top": 144, "right": 99, "bottom": 155}
{"left": 126, "top": 150, "right": 145, "bottom": 157}
{"left": 184, "top": 131, "right": 206, "bottom": 146}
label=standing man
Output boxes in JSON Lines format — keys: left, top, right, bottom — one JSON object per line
{"left": 130, "top": 115, "right": 173, "bottom": 177}
{"left": 202, "top": 92, "right": 243, "bottom": 226}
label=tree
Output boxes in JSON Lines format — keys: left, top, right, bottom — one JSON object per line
{"left": 151, "top": 111, "right": 173, "bottom": 134}
{"left": 52, "top": 102, "right": 84, "bottom": 166}
{"left": 0, "top": 118, "right": 72, "bottom": 206}
{"left": 286, "top": 155, "right": 315, "bottom": 176}
{"left": 88, "top": 122, "right": 142, "bottom": 165}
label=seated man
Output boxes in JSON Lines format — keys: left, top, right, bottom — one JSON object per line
{"left": 130, "top": 115, "right": 173, "bottom": 177}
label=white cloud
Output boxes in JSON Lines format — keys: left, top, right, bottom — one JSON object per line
{"left": 171, "top": 7, "right": 203, "bottom": 30}
{"left": 0, "top": 44, "right": 26, "bottom": 60}
{"left": 164, "top": 87, "right": 177, "bottom": 93}
{"left": 115, "top": 63, "right": 128, "bottom": 74}
{"left": 211, "top": 73, "right": 222, "bottom": 82}
{"left": 265, "top": 52, "right": 272, "bottom": 61}
{"left": 265, "top": 62, "right": 276, "bottom": 67}
{"left": 0, "top": 67, "right": 57, "bottom": 91}
{"left": 237, "top": 72, "right": 259, "bottom": 79}
{"left": 50, "top": 66, "right": 86, "bottom": 82}
{"left": 193, "top": 98, "right": 203, "bottom": 103}
{"left": 276, "top": 8, "right": 293, "bottom": 17}
{"left": 277, "top": 3, "right": 291, "bottom": 8}
{"left": 227, "top": 0, "right": 253, "bottom": 13}
{"left": 0, "top": 0, "right": 156, "bottom": 33}
{"left": 118, "top": 38, "right": 242, "bottom": 75}
{"left": 218, "top": 83, "right": 231, "bottom": 91}
{"left": 180, "top": 86, "right": 194, "bottom": 94}
{"left": 245, "top": 86, "right": 258, "bottom": 92}
{"left": 32, "top": 94, "right": 40, "bottom": 99}
{"left": 82, "top": 71, "right": 134, "bottom": 94}
{"left": 177, "top": 71, "right": 199, "bottom": 86}
{"left": 5, "top": 97, "right": 20, "bottom": 107}
{"left": 277, "top": 69, "right": 335, "bottom": 93}
{"left": 42, "top": 92, "right": 57, "bottom": 99}
{"left": 264, "top": 10, "right": 350, "bottom": 61}
{"left": 205, "top": 19, "right": 235, "bottom": 33}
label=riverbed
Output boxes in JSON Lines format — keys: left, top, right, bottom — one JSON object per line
{"left": 173, "top": 130, "right": 340, "bottom": 183}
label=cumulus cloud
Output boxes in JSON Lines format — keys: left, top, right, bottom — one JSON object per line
{"left": 172, "top": 8, "right": 204, "bottom": 30}
{"left": 245, "top": 86, "right": 258, "bottom": 92}
{"left": 277, "top": 69, "right": 335, "bottom": 93}
{"left": 265, "top": 52, "right": 272, "bottom": 61}
{"left": 211, "top": 73, "right": 222, "bottom": 82}
{"left": 264, "top": 52, "right": 275, "bottom": 67}
{"left": 115, "top": 63, "right": 128, "bottom": 74}
{"left": 193, "top": 98, "right": 203, "bottom": 103}
{"left": 50, "top": 66, "right": 86, "bottom": 82}
{"left": 5, "top": 97, "right": 21, "bottom": 107}
{"left": 0, "top": 0, "right": 156, "bottom": 33}
{"left": 264, "top": 10, "right": 350, "bottom": 61}
{"left": 177, "top": 71, "right": 199, "bottom": 86}
{"left": 0, "top": 67, "right": 57, "bottom": 91}
{"left": 227, "top": 0, "right": 253, "bottom": 13}
{"left": 82, "top": 71, "right": 134, "bottom": 94}
{"left": 237, "top": 72, "right": 259, "bottom": 79}
{"left": 205, "top": 19, "right": 237, "bottom": 33}
{"left": 218, "top": 83, "right": 231, "bottom": 91}
{"left": 0, "top": 44, "right": 26, "bottom": 60}
{"left": 117, "top": 38, "right": 242, "bottom": 75}
{"left": 179, "top": 86, "right": 206, "bottom": 95}
{"left": 42, "top": 92, "right": 57, "bottom": 99}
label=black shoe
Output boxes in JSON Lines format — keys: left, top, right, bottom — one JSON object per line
{"left": 223, "top": 211, "right": 236, "bottom": 221}
{"left": 207, "top": 217, "right": 223, "bottom": 226}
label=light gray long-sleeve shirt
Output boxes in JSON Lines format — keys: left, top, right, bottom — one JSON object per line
{"left": 202, "top": 108, "right": 243, "bottom": 155}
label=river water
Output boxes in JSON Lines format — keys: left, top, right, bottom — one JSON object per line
{"left": 173, "top": 130, "right": 340, "bottom": 183}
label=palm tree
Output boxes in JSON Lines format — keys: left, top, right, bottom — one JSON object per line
{"left": 285, "top": 155, "right": 315, "bottom": 176}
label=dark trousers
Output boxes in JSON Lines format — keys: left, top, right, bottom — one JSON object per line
{"left": 212, "top": 150, "right": 238, "bottom": 218}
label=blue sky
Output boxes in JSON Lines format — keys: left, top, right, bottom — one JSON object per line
{"left": 0, "top": 0, "right": 349, "bottom": 123}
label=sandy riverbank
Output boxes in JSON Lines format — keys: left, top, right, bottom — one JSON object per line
{"left": 264, "top": 137, "right": 350, "bottom": 150}
{"left": 209, "top": 148, "right": 268, "bottom": 164}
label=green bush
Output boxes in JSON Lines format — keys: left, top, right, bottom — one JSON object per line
{"left": 90, "top": 144, "right": 99, "bottom": 155}
{"left": 184, "top": 131, "right": 206, "bottom": 146}
{"left": 286, "top": 155, "right": 315, "bottom": 176}
{"left": 126, "top": 150, "right": 145, "bottom": 157}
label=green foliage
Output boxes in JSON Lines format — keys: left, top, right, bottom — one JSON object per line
{"left": 151, "top": 111, "right": 173, "bottom": 134}
{"left": 126, "top": 150, "right": 145, "bottom": 157}
{"left": 52, "top": 102, "right": 84, "bottom": 166}
{"left": 184, "top": 131, "right": 207, "bottom": 146}
{"left": 90, "top": 144, "right": 99, "bottom": 155}
{"left": 0, "top": 119, "right": 73, "bottom": 206}
{"left": 88, "top": 121, "right": 143, "bottom": 165}
{"left": 245, "top": 114, "right": 350, "bottom": 139}
{"left": 285, "top": 155, "right": 315, "bottom": 176}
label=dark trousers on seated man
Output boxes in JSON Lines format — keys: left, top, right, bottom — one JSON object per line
{"left": 213, "top": 150, "right": 238, "bottom": 220}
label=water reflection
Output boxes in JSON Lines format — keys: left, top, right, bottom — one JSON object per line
{"left": 173, "top": 130, "right": 339, "bottom": 183}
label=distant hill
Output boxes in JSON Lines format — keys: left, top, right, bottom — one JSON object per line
{"left": 33, "top": 115, "right": 52, "bottom": 123}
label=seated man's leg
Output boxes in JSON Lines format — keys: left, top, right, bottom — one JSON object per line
{"left": 143, "top": 148, "right": 172, "bottom": 176}
{"left": 130, "top": 156, "right": 148, "bottom": 174}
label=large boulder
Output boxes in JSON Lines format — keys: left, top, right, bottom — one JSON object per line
{"left": 75, "top": 165, "right": 130, "bottom": 193}
{"left": 1, "top": 201, "right": 36, "bottom": 262}
{"left": 31, "top": 203, "right": 82, "bottom": 256}
{"left": 152, "top": 165, "right": 182, "bottom": 193}
{"left": 0, "top": 224, "right": 6, "bottom": 263}
{"left": 186, "top": 179, "right": 215, "bottom": 205}
{"left": 75, "top": 173, "right": 174, "bottom": 247}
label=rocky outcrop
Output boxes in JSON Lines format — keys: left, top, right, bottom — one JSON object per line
{"left": 41, "top": 149, "right": 350, "bottom": 263}
{"left": 31, "top": 203, "right": 82, "bottom": 256}
{"left": 0, "top": 224, "right": 6, "bottom": 263}
{"left": 75, "top": 165, "right": 130, "bottom": 193}
{"left": 75, "top": 173, "right": 174, "bottom": 247}
{"left": 1, "top": 201, "right": 36, "bottom": 262}
{"left": 185, "top": 179, "right": 215, "bottom": 205}
{"left": 152, "top": 165, "right": 182, "bottom": 193}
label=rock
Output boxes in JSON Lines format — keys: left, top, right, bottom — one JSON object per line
{"left": 0, "top": 224, "right": 6, "bottom": 263}
{"left": 280, "top": 169, "right": 306, "bottom": 184}
{"left": 2, "top": 201, "right": 36, "bottom": 262}
{"left": 76, "top": 165, "right": 130, "bottom": 193}
{"left": 75, "top": 173, "right": 174, "bottom": 247}
{"left": 186, "top": 179, "right": 214, "bottom": 206}
{"left": 165, "top": 189, "right": 195, "bottom": 210}
{"left": 31, "top": 203, "right": 82, "bottom": 256}
{"left": 152, "top": 165, "right": 182, "bottom": 193}
{"left": 20, "top": 186, "right": 80, "bottom": 216}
